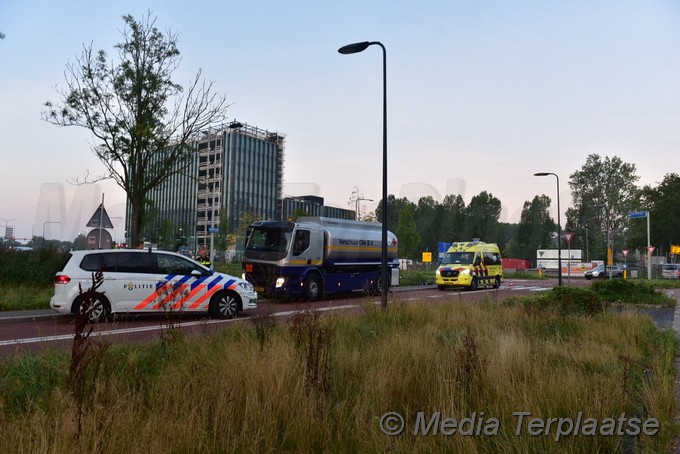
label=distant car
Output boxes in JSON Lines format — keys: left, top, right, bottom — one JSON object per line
{"left": 662, "top": 263, "right": 680, "bottom": 280}
{"left": 584, "top": 265, "right": 623, "bottom": 280}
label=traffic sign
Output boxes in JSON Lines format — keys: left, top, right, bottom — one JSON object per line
{"left": 672, "top": 244, "right": 680, "bottom": 255}
{"left": 648, "top": 246, "right": 656, "bottom": 254}
{"left": 628, "top": 211, "right": 647, "bottom": 219}
{"left": 563, "top": 232, "right": 574, "bottom": 244}
{"left": 208, "top": 227, "right": 219, "bottom": 233}
{"left": 622, "top": 249, "right": 629, "bottom": 257}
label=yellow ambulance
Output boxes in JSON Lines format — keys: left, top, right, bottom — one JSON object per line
{"left": 435, "top": 240, "right": 503, "bottom": 290}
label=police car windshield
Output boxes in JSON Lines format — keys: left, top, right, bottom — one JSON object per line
{"left": 443, "top": 252, "right": 474, "bottom": 265}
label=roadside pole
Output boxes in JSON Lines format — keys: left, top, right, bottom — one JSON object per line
{"left": 628, "top": 211, "right": 652, "bottom": 280}
{"left": 564, "top": 232, "right": 574, "bottom": 287}
{"left": 647, "top": 211, "right": 652, "bottom": 280}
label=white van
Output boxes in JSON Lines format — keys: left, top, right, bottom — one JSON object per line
{"left": 50, "top": 249, "right": 258, "bottom": 322}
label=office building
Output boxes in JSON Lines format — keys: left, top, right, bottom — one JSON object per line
{"left": 143, "top": 121, "right": 285, "bottom": 251}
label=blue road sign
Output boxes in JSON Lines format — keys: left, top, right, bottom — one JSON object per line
{"left": 628, "top": 211, "right": 647, "bottom": 219}
{"left": 208, "top": 227, "right": 219, "bottom": 233}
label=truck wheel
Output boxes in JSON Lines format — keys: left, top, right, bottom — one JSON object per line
{"left": 74, "top": 293, "right": 111, "bottom": 324}
{"left": 373, "top": 271, "right": 390, "bottom": 295}
{"left": 470, "top": 277, "right": 478, "bottom": 291}
{"left": 209, "top": 290, "right": 241, "bottom": 319}
{"left": 303, "top": 274, "right": 323, "bottom": 302}
{"left": 493, "top": 276, "right": 501, "bottom": 289}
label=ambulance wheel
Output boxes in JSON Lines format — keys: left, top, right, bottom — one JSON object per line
{"left": 493, "top": 276, "right": 501, "bottom": 289}
{"left": 303, "top": 274, "right": 323, "bottom": 302}
{"left": 470, "top": 277, "right": 478, "bottom": 291}
{"left": 74, "top": 293, "right": 111, "bottom": 324}
{"left": 209, "top": 290, "right": 241, "bottom": 319}
{"left": 437, "top": 285, "right": 447, "bottom": 291}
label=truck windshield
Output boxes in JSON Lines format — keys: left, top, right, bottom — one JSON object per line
{"left": 245, "top": 227, "right": 293, "bottom": 253}
{"left": 442, "top": 252, "right": 474, "bottom": 265}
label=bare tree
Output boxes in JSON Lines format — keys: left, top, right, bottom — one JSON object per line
{"left": 42, "top": 12, "right": 230, "bottom": 245}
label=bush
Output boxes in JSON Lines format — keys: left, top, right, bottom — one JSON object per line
{"left": 504, "top": 286, "right": 604, "bottom": 316}
{"left": 591, "top": 279, "right": 676, "bottom": 307}
{"left": 0, "top": 249, "right": 68, "bottom": 286}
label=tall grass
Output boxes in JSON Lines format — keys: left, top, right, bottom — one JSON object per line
{"left": 0, "top": 295, "right": 676, "bottom": 452}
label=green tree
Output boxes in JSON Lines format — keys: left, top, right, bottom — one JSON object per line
{"left": 634, "top": 173, "right": 680, "bottom": 257}
{"left": 414, "top": 196, "right": 438, "bottom": 255}
{"left": 465, "top": 191, "right": 502, "bottom": 241}
{"left": 290, "top": 209, "right": 309, "bottom": 222}
{"left": 515, "top": 195, "right": 555, "bottom": 261}
{"left": 440, "top": 194, "right": 467, "bottom": 242}
{"left": 395, "top": 204, "right": 420, "bottom": 259}
{"left": 157, "top": 218, "right": 174, "bottom": 250}
{"left": 376, "top": 195, "right": 412, "bottom": 233}
{"left": 42, "top": 12, "right": 230, "bottom": 246}
{"left": 566, "top": 154, "right": 640, "bottom": 261}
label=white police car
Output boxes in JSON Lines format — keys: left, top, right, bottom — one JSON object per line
{"left": 50, "top": 249, "right": 258, "bottom": 323}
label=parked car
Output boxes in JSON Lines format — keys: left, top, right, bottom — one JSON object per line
{"left": 662, "top": 263, "right": 680, "bottom": 280}
{"left": 584, "top": 265, "right": 623, "bottom": 280}
{"left": 50, "top": 249, "right": 258, "bottom": 323}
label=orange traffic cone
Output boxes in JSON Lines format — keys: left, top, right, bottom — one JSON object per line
{"left": 509, "top": 280, "right": 514, "bottom": 288}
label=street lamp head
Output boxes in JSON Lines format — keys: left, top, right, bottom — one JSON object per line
{"left": 534, "top": 172, "right": 550, "bottom": 177}
{"left": 338, "top": 41, "right": 371, "bottom": 54}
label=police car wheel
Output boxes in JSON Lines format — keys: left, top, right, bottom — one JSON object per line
{"left": 209, "top": 290, "right": 240, "bottom": 319}
{"left": 75, "top": 293, "right": 111, "bottom": 324}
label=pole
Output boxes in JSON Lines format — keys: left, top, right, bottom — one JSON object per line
{"left": 533, "top": 173, "right": 561, "bottom": 285}
{"left": 98, "top": 194, "right": 104, "bottom": 249}
{"left": 337, "top": 41, "right": 388, "bottom": 308}
{"left": 210, "top": 159, "right": 216, "bottom": 268}
{"left": 568, "top": 242, "right": 571, "bottom": 286}
{"left": 379, "top": 42, "right": 388, "bottom": 310}
{"left": 647, "top": 211, "right": 652, "bottom": 280}
{"left": 556, "top": 175, "right": 562, "bottom": 286}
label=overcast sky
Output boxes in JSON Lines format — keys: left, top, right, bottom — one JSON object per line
{"left": 1, "top": 0, "right": 679, "bottom": 241}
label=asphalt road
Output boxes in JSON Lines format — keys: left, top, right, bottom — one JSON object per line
{"left": 1, "top": 279, "right": 678, "bottom": 360}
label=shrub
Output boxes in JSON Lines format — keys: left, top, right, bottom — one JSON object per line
{"left": 591, "top": 279, "right": 676, "bottom": 307}
{"left": 504, "top": 286, "right": 604, "bottom": 316}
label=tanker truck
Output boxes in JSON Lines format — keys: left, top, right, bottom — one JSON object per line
{"left": 242, "top": 216, "right": 399, "bottom": 301}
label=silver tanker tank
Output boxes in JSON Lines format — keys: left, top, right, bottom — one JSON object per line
{"left": 295, "top": 216, "right": 398, "bottom": 262}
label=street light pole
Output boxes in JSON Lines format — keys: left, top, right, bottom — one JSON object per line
{"left": 584, "top": 224, "right": 589, "bottom": 263}
{"left": 534, "top": 172, "right": 562, "bottom": 286}
{"left": 355, "top": 197, "right": 373, "bottom": 221}
{"left": 339, "top": 40, "right": 389, "bottom": 309}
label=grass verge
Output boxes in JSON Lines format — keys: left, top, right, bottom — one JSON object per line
{"left": 0, "top": 294, "right": 677, "bottom": 452}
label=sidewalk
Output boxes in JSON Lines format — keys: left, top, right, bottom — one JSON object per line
{"left": 0, "top": 309, "right": 67, "bottom": 324}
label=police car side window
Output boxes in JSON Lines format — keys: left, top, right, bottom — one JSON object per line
{"left": 116, "top": 252, "right": 154, "bottom": 273}
{"left": 80, "top": 253, "right": 104, "bottom": 272}
{"left": 80, "top": 253, "right": 116, "bottom": 272}
{"left": 157, "top": 254, "right": 202, "bottom": 276}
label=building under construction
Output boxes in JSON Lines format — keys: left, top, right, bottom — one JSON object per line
{"left": 143, "top": 121, "right": 285, "bottom": 253}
